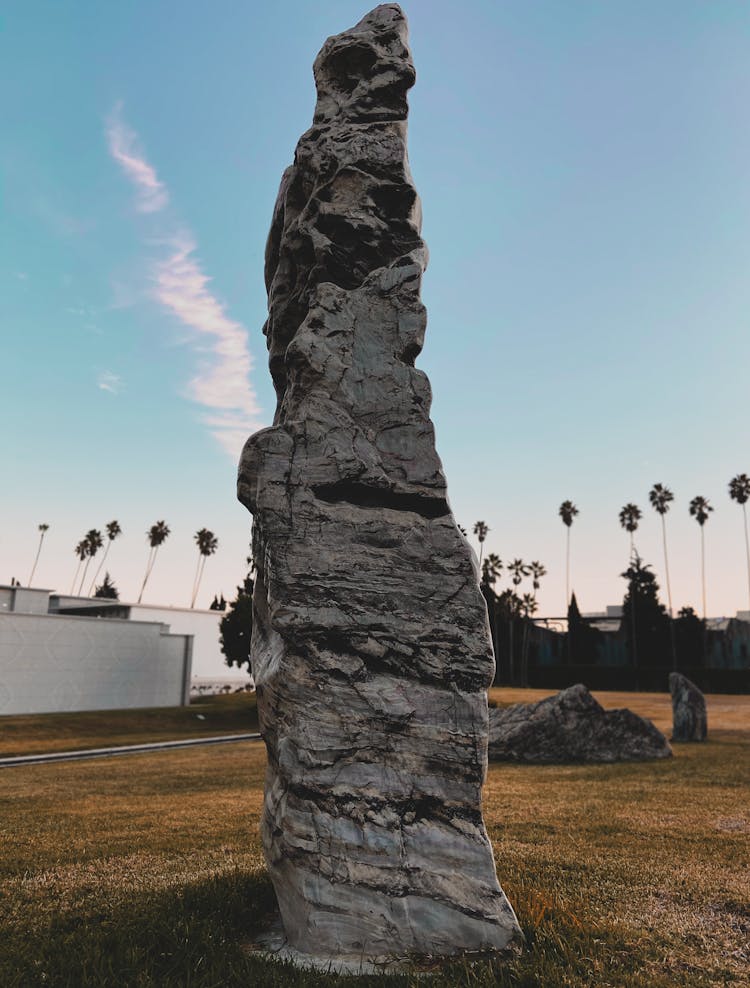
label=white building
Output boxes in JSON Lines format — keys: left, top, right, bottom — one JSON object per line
{"left": 49, "top": 595, "right": 229, "bottom": 678}
{"left": 0, "top": 585, "right": 192, "bottom": 715}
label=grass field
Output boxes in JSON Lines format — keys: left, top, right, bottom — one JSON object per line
{"left": 0, "top": 691, "right": 258, "bottom": 757}
{"left": 0, "top": 690, "right": 747, "bottom": 986}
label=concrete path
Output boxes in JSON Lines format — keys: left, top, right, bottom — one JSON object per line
{"left": 0, "top": 732, "right": 262, "bottom": 768}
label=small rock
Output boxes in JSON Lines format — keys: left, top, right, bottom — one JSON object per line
{"left": 488, "top": 684, "right": 672, "bottom": 763}
{"left": 669, "top": 672, "right": 707, "bottom": 742}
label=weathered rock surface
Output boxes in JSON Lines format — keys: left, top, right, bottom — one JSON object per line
{"left": 237, "top": 3, "right": 521, "bottom": 965}
{"left": 488, "top": 684, "right": 672, "bottom": 763}
{"left": 669, "top": 672, "right": 707, "bottom": 742}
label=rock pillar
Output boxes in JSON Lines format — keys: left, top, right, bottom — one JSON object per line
{"left": 238, "top": 3, "right": 521, "bottom": 964}
{"left": 669, "top": 672, "right": 707, "bottom": 742}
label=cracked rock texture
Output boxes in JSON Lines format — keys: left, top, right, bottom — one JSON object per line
{"left": 669, "top": 672, "right": 707, "bottom": 742}
{"left": 488, "top": 684, "right": 673, "bottom": 763}
{"left": 237, "top": 3, "right": 521, "bottom": 964}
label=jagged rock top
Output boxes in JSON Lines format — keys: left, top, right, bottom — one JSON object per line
{"left": 313, "top": 5, "right": 415, "bottom": 125}
{"left": 260, "top": 3, "right": 425, "bottom": 418}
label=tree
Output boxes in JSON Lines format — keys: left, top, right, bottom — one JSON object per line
{"left": 473, "top": 521, "right": 489, "bottom": 566}
{"left": 648, "top": 483, "right": 676, "bottom": 669}
{"left": 28, "top": 523, "right": 50, "bottom": 586}
{"left": 480, "top": 553, "right": 502, "bottom": 664}
{"left": 620, "top": 553, "right": 670, "bottom": 681}
{"left": 728, "top": 473, "right": 750, "bottom": 611}
{"left": 94, "top": 572, "right": 119, "bottom": 599}
{"left": 518, "top": 561, "right": 546, "bottom": 686}
{"left": 674, "top": 606, "right": 705, "bottom": 669}
{"left": 88, "top": 520, "right": 122, "bottom": 595}
{"left": 567, "top": 592, "right": 603, "bottom": 666}
{"left": 529, "top": 560, "right": 546, "bottom": 594}
{"left": 495, "top": 588, "right": 525, "bottom": 685}
{"left": 618, "top": 503, "right": 642, "bottom": 555}
{"left": 480, "top": 553, "right": 502, "bottom": 590}
{"left": 507, "top": 558, "right": 530, "bottom": 588}
{"left": 504, "top": 560, "right": 529, "bottom": 684}
{"left": 220, "top": 573, "right": 254, "bottom": 674}
{"left": 558, "top": 500, "right": 578, "bottom": 608}
{"left": 138, "top": 521, "right": 171, "bottom": 603}
{"left": 77, "top": 529, "right": 103, "bottom": 595}
{"left": 70, "top": 539, "right": 89, "bottom": 594}
{"left": 191, "top": 528, "right": 219, "bottom": 608}
{"left": 689, "top": 496, "right": 713, "bottom": 618}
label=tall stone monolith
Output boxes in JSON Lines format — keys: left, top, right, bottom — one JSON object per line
{"left": 238, "top": 3, "right": 522, "bottom": 966}
{"left": 669, "top": 672, "right": 707, "bottom": 742}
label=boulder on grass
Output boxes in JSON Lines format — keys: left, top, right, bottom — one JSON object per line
{"left": 488, "top": 684, "right": 672, "bottom": 763}
{"left": 669, "top": 672, "right": 707, "bottom": 742}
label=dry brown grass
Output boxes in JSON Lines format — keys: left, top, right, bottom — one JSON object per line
{"left": 0, "top": 691, "right": 748, "bottom": 986}
{"left": 0, "top": 691, "right": 258, "bottom": 757}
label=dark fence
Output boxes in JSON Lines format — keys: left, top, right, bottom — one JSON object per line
{"left": 491, "top": 617, "right": 750, "bottom": 694}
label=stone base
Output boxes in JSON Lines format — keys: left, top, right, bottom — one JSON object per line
{"left": 246, "top": 915, "right": 521, "bottom": 976}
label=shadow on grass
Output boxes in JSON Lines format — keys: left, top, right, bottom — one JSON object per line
{"left": 1, "top": 867, "right": 688, "bottom": 988}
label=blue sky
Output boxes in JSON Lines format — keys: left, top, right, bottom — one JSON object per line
{"left": 2, "top": 1, "right": 750, "bottom": 617}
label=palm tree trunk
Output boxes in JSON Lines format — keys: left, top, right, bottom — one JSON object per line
{"left": 521, "top": 618, "right": 529, "bottom": 687}
{"left": 28, "top": 533, "right": 46, "bottom": 586}
{"left": 89, "top": 542, "right": 111, "bottom": 596}
{"left": 190, "top": 554, "right": 204, "bottom": 608}
{"left": 631, "top": 592, "right": 638, "bottom": 690}
{"left": 743, "top": 505, "right": 750, "bottom": 612}
{"left": 71, "top": 560, "right": 82, "bottom": 595}
{"left": 660, "top": 516, "right": 673, "bottom": 615}
{"left": 565, "top": 528, "right": 570, "bottom": 609}
{"left": 701, "top": 526, "right": 707, "bottom": 620}
{"left": 138, "top": 547, "right": 156, "bottom": 603}
{"left": 78, "top": 558, "right": 92, "bottom": 595}
{"left": 661, "top": 515, "right": 677, "bottom": 670}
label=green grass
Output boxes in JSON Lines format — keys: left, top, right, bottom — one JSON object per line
{"left": 0, "top": 692, "right": 748, "bottom": 986}
{"left": 0, "top": 691, "right": 258, "bottom": 757}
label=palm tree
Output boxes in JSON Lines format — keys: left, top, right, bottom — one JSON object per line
{"left": 138, "top": 521, "right": 171, "bottom": 603}
{"left": 529, "top": 560, "right": 547, "bottom": 594}
{"left": 558, "top": 501, "right": 578, "bottom": 608}
{"left": 88, "top": 520, "right": 122, "bottom": 595}
{"left": 689, "top": 496, "right": 713, "bottom": 619}
{"left": 505, "top": 558, "right": 529, "bottom": 686}
{"left": 70, "top": 539, "right": 89, "bottom": 594}
{"left": 473, "top": 521, "right": 489, "bottom": 566}
{"left": 728, "top": 473, "right": 750, "bottom": 611}
{"left": 28, "top": 523, "right": 50, "bottom": 586}
{"left": 648, "top": 484, "right": 675, "bottom": 616}
{"left": 481, "top": 552, "right": 503, "bottom": 589}
{"left": 648, "top": 483, "right": 676, "bottom": 669}
{"left": 521, "top": 565, "right": 543, "bottom": 689}
{"left": 78, "top": 529, "right": 103, "bottom": 595}
{"left": 191, "top": 528, "right": 219, "bottom": 608}
{"left": 618, "top": 503, "right": 642, "bottom": 555}
{"left": 507, "top": 558, "right": 530, "bottom": 588}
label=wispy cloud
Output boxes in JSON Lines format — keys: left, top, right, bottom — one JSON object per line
{"left": 155, "top": 233, "right": 263, "bottom": 456}
{"left": 98, "top": 370, "right": 123, "bottom": 394}
{"left": 105, "top": 105, "right": 264, "bottom": 457}
{"left": 106, "top": 102, "right": 168, "bottom": 214}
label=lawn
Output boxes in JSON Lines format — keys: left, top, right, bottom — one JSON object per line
{"left": 0, "top": 691, "right": 747, "bottom": 986}
{"left": 0, "top": 691, "right": 258, "bottom": 757}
